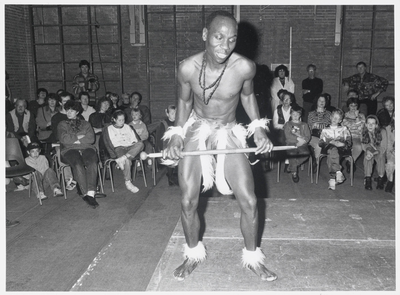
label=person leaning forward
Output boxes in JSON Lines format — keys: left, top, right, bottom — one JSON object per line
{"left": 162, "top": 10, "right": 277, "bottom": 282}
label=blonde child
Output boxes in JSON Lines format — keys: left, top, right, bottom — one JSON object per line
{"left": 319, "top": 109, "right": 352, "bottom": 190}
{"left": 129, "top": 108, "right": 153, "bottom": 165}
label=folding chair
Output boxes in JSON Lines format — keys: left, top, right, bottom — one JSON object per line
{"left": 6, "top": 138, "right": 42, "bottom": 205}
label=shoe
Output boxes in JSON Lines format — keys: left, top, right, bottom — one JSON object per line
{"left": 66, "top": 179, "right": 76, "bottom": 191}
{"left": 291, "top": 172, "right": 299, "bottom": 183}
{"left": 82, "top": 195, "right": 99, "bottom": 209}
{"left": 6, "top": 219, "right": 20, "bottom": 228}
{"left": 14, "top": 184, "right": 27, "bottom": 191}
{"left": 385, "top": 181, "right": 394, "bottom": 193}
{"left": 335, "top": 171, "right": 346, "bottom": 184}
{"left": 328, "top": 179, "right": 336, "bottom": 190}
{"left": 346, "top": 161, "right": 351, "bottom": 174}
{"left": 53, "top": 187, "right": 64, "bottom": 197}
{"left": 94, "top": 192, "right": 107, "bottom": 198}
{"left": 125, "top": 180, "right": 139, "bottom": 193}
{"left": 364, "top": 177, "right": 372, "bottom": 190}
{"left": 38, "top": 191, "right": 48, "bottom": 200}
{"left": 376, "top": 176, "right": 385, "bottom": 190}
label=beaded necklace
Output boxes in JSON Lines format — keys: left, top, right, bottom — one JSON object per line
{"left": 198, "top": 52, "right": 228, "bottom": 105}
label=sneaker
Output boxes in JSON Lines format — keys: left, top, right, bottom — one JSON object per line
{"left": 328, "top": 179, "right": 336, "bottom": 190}
{"left": 66, "top": 179, "right": 76, "bottom": 191}
{"left": 364, "top": 177, "right": 372, "bottom": 190}
{"left": 291, "top": 172, "right": 299, "bottom": 183}
{"left": 335, "top": 171, "right": 346, "bottom": 184}
{"left": 14, "top": 184, "right": 27, "bottom": 191}
{"left": 82, "top": 195, "right": 99, "bottom": 209}
{"left": 39, "top": 191, "right": 48, "bottom": 200}
{"left": 125, "top": 180, "right": 139, "bottom": 193}
{"left": 53, "top": 187, "right": 64, "bottom": 197}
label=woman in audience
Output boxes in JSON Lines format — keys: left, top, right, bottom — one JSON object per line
{"left": 57, "top": 100, "right": 105, "bottom": 208}
{"left": 272, "top": 90, "right": 295, "bottom": 172}
{"left": 342, "top": 96, "right": 365, "bottom": 173}
{"left": 376, "top": 96, "right": 394, "bottom": 128}
{"left": 270, "top": 64, "right": 295, "bottom": 114}
{"left": 361, "top": 115, "right": 387, "bottom": 191}
{"left": 36, "top": 93, "right": 60, "bottom": 142}
{"left": 307, "top": 93, "right": 332, "bottom": 171}
{"left": 29, "top": 88, "right": 48, "bottom": 118}
{"left": 102, "top": 110, "right": 144, "bottom": 194}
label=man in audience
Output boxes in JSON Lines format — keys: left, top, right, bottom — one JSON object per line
{"left": 6, "top": 98, "right": 37, "bottom": 144}
{"left": 342, "top": 61, "right": 388, "bottom": 116}
{"left": 302, "top": 64, "right": 323, "bottom": 121}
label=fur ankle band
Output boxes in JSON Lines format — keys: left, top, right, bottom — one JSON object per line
{"left": 241, "top": 247, "right": 266, "bottom": 269}
{"left": 183, "top": 241, "right": 207, "bottom": 263}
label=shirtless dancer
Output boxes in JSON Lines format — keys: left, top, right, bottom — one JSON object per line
{"left": 163, "top": 10, "right": 277, "bottom": 282}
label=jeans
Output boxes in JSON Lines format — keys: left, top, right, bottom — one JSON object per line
{"left": 115, "top": 142, "right": 144, "bottom": 181}
{"left": 287, "top": 145, "right": 310, "bottom": 172}
{"left": 30, "top": 168, "right": 60, "bottom": 197}
{"left": 364, "top": 152, "right": 385, "bottom": 178}
{"left": 61, "top": 148, "right": 98, "bottom": 195}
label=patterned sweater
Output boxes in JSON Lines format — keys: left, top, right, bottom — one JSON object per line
{"left": 319, "top": 125, "right": 352, "bottom": 153}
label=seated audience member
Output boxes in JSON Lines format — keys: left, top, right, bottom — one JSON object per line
{"left": 283, "top": 105, "right": 311, "bottom": 183}
{"left": 361, "top": 115, "right": 387, "bottom": 191}
{"left": 89, "top": 97, "right": 112, "bottom": 134}
{"left": 120, "top": 92, "right": 131, "bottom": 110}
{"left": 308, "top": 93, "right": 332, "bottom": 171}
{"left": 124, "top": 91, "right": 151, "bottom": 125}
{"left": 342, "top": 89, "right": 360, "bottom": 113}
{"left": 342, "top": 96, "right": 365, "bottom": 173}
{"left": 109, "top": 92, "right": 121, "bottom": 112}
{"left": 129, "top": 108, "right": 153, "bottom": 165}
{"left": 272, "top": 90, "right": 295, "bottom": 172}
{"left": 102, "top": 110, "right": 144, "bottom": 194}
{"left": 384, "top": 117, "right": 395, "bottom": 193}
{"left": 36, "top": 93, "right": 59, "bottom": 142}
{"left": 376, "top": 96, "right": 394, "bottom": 128}
{"left": 29, "top": 88, "right": 48, "bottom": 118}
{"left": 49, "top": 91, "right": 78, "bottom": 191}
{"left": 24, "top": 142, "right": 63, "bottom": 200}
{"left": 79, "top": 91, "right": 96, "bottom": 121}
{"left": 156, "top": 105, "right": 178, "bottom": 186}
{"left": 89, "top": 97, "right": 112, "bottom": 163}
{"left": 319, "top": 109, "right": 352, "bottom": 191}
{"left": 6, "top": 98, "right": 37, "bottom": 145}
{"left": 57, "top": 100, "right": 105, "bottom": 208}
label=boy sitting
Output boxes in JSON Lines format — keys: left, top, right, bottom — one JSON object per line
{"left": 283, "top": 105, "right": 311, "bottom": 183}
{"left": 25, "top": 142, "right": 63, "bottom": 200}
{"left": 319, "top": 109, "right": 352, "bottom": 190}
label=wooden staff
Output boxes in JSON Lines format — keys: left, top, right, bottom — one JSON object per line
{"left": 140, "top": 146, "right": 297, "bottom": 160}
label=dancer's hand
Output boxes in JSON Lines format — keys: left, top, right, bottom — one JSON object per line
{"left": 163, "top": 135, "right": 184, "bottom": 160}
{"left": 253, "top": 128, "right": 273, "bottom": 155}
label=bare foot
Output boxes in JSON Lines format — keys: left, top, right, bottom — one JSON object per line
{"left": 248, "top": 263, "right": 278, "bottom": 281}
{"left": 173, "top": 258, "right": 200, "bottom": 281}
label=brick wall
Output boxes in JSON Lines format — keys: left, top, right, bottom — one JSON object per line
{"left": 5, "top": 5, "right": 394, "bottom": 121}
{"left": 5, "top": 5, "right": 35, "bottom": 102}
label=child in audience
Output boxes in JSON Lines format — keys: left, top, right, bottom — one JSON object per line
{"left": 361, "top": 115, "right": 387, "bottom": 190}
{"left": 157, "top": 105, "right": 178, "bottom": 186}
{"left": 129, "top": 108, "right": 153, "bottom": 165}
{"left": 319, "top": 109, "right": 352, "bottom": 190}
{"left": 24, "top": 142, "right": 63, "bottom": 200}
{"left": 283, "top": 105, "right": 311, "bottom": 183}
{"left": 102, "top": 110, "right": 144, "bottom": 193}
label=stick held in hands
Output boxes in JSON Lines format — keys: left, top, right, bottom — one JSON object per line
{"left": 140, "top": 146, "right": 297, "bottom": 160}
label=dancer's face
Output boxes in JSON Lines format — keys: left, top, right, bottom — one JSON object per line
{"left": 203, "top": 16, "right": 237, "bottom": 64}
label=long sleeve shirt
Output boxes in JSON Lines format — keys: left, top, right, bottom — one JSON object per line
{"left": 319, "top": 125, "right": 352, "bottom": 152}
{"left": 283, "top": 121, "right": 311, "bottom": 146}
{"left": 57, "top": 119, "right": 96, "bottom": 156}
{"left": 25, "top": 155, "right": 49, "bottom": 176}
{"left": 129, "top": 120, "right": 149, "bottom": 141}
